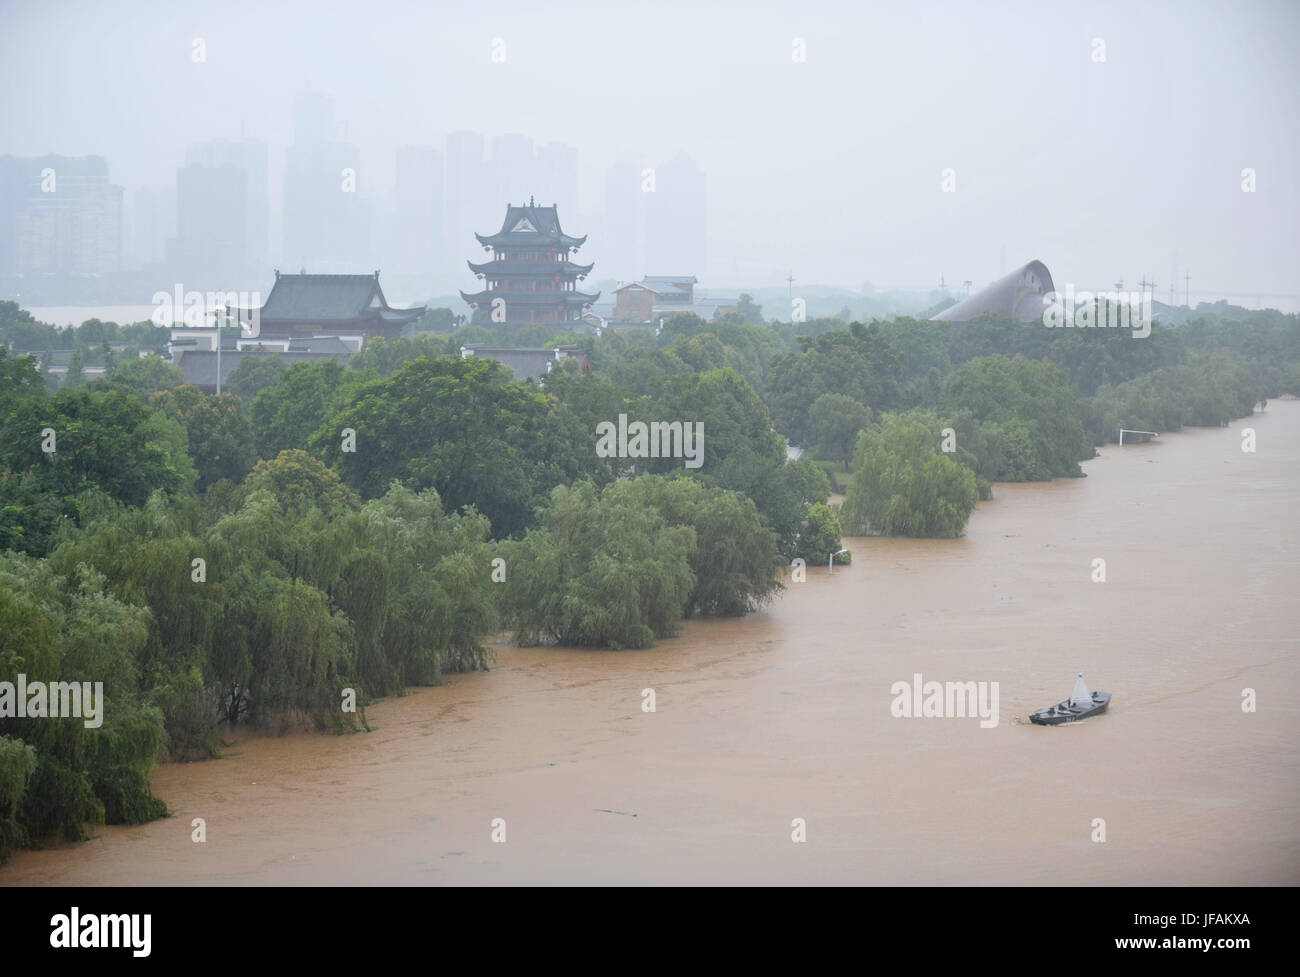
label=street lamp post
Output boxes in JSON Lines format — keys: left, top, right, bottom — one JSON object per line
{"left": 209, "top": 302, "right": 240, "bottom": 396}
{"left": 828, "top": 547, "right": 848, "bottom": 574}
{"left": 215, "top": 305, "right": 224, "bottom": 396}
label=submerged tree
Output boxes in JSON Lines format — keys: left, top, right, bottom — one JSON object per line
{"left": 842, "top": 413, "right": 979, "bottom": 538}
{"left": 603, "top": 475, "right": 783, "bottom": 616}
{"left": 501, "top": 481, "right": 696, "bottom": 649}
{"left": 941, "top": 356, "right": 1092, "bottom": 480}
{"left": 0, "top": 554, "right": 166, "bottom": 849}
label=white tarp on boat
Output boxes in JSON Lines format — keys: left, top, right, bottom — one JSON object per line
{"left": 1070, "top": 672, "right": 1092, "bottom": 707}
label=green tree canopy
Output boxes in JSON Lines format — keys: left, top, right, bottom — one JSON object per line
{"left": 317, "top": 355, "right": 556, "bottom": 538}
{"left": 0, "top": 388, "right": 184, "bottom": 555}
{"left": 793, "top": 502, "right": 846, "bottom": 565}
{"left": 767, "top": 322, "right": 903, "bottom": 446}
{"left": 244, "top": 449, "right": 359, "bottom": 517}
{"left": 842, "top": 412, "right": 979, "bottom": 538}
{"left": 0, "top": 553, "right": 166, "bottom": 851}
{"left": 249, "top": 360, "right": 370, "bottom": 460}
{"left": 941, "top": 356, "right": 1093, "bottom": 480}
{"left": 808, "top": 392, "right": 872, "bottom": 470}
{"left": 151, "top": 387, "right": 257, "bottom": 491}
{"left": 500, "top": 480, "right": 696, "bottom": 649}
{"left": 225, "top": 354, "right": 288, "bottom": 402}
{"left": 604, "top": 475, "right": 783, "bottom": 616}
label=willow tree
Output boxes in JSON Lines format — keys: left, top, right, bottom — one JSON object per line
{"left": 0, "top": 736, "right": 36, "bottom": 861}
{"left": 501, "top": 480, "right": 696, "bottom": 649}
{"left": 330, "top": 484, "right": 497, "bottom": 688}
{"left": 843, "top": 413, "right": 979, "bottom": 538}
{"left": 49, "top": 492, "right": 222, "bottom": 759}
{"left": 603, "top": 475, "right": 783, "bottom": 617}
{"left": 0, "top": 553, "right": 166, "bottom": 846}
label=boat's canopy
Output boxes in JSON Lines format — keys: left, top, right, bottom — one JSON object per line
{"left": 1070, "top": 672, "right": 1092, "bottom": 706}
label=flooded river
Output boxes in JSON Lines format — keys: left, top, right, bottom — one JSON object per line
{"left": 4, "top": 402, "right": 1298, "bottom": 885}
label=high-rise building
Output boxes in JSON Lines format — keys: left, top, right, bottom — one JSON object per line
{"left": 444, "top": 131, "right": 490, "bottom": 266}
{"left": 168, "top": 162, "right": 248, "bottom": 284}
{"left": 185, "top": 138, "right": 268, "bottom": 273}
{"left": 166, "top": 138, "right": 267, "bottom": 284}
{"left": 644, "top": 152, "right": 706, "bottom": 279}
{"left": 394, "top": 145, "right": 443, "bottom": 275}
{"left": 0, "top": 157, "right": 27, "bottom": 275}
{"left": 492, "top": 133, "right": 536, "bottom": 207}
{"left": 282, "top": 93, "right": 369, "bottom": 272}
{"left": 293, "top": 92, "right": 334, "bottom": 149}
{"left": 129, "top": 187, "right": 173, "bottom": 269}
{"left": 0, "top": 155, "right": 123, "bottom": 275}
{"left": 602, "top": 155, "right": 647, "bottom": 282}
{"left": 535, "top": 142, "right": 579, "bottom": 225}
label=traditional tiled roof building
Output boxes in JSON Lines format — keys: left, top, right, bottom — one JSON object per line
{"left": 459, "top": 343, "right": 591, "bottom": 381}
{"left": 460, "top": 198, "right": 600, "bottom": 327}
{"left": 249, "top": 270, "right": 425, "bottom": 340}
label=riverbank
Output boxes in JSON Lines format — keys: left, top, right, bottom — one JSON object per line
{"left": 3, "top": 401, "right": 1297, "bottom": 885}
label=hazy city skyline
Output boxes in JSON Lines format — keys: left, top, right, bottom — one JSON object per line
{"left": 2, "top": 0, "right": 1298, "bottom": 302}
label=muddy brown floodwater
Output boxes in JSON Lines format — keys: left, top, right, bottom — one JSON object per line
{"left": 4, "top": 402, "right": 1299, "bottom": 885}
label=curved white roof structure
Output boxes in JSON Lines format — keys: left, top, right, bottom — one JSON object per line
{"left": 931, "top": 260, "right": 1055, "bottom": 323}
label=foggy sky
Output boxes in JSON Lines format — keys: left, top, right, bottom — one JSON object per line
{"left": 2, "top": 0, "right": 1297, "bottom": 299}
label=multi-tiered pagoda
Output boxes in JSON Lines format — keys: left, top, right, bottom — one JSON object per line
{"left": 461, "top": 197, "right": 599, "bottom": 327}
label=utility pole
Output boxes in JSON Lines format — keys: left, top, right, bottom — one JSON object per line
{"left": 1139, "top": 275, "right": 1156, "bottom": 299}
{"left": 786, "top": 272, "right": 794, "bottom": 307}
{"left": 213, "top": 305, "right": 223, "bottom": 396}
{"left": 211, "top": 303, "right": 234, "bottom": 396}
{"left": 1184, "top": 272, "right": 1191, "bottom": 308}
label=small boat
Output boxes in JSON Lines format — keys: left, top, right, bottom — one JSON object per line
{"left": 1029, "top": 672, "right": 1111, "bottom": 725}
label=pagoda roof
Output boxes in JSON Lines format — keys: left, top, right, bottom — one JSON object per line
{"left": 467, "top": 259, "right": 594, "bottom": 277}
{"left": 474, "top": 198, "right": 588, "bottom": 249}
{"left": 258, "top": 272, "right": 425, "bottom": 324}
